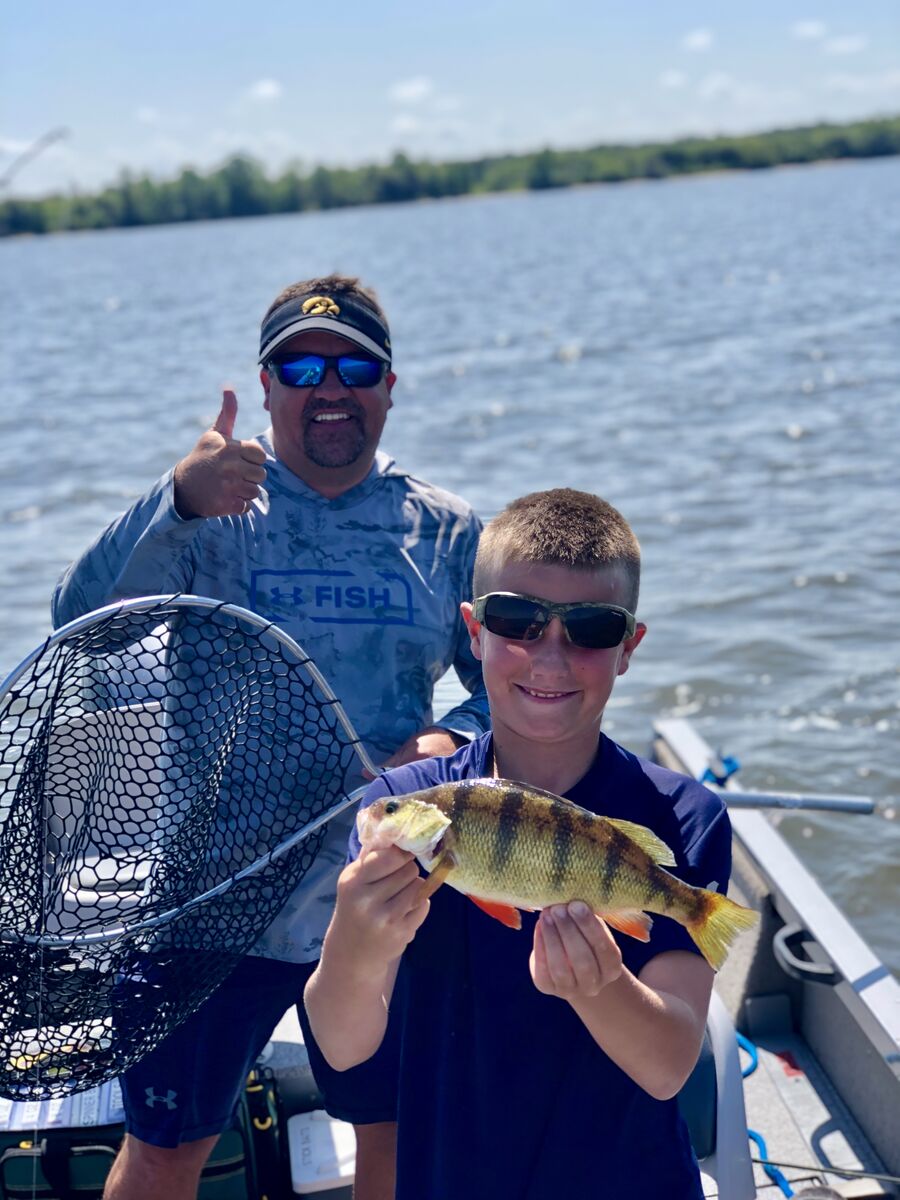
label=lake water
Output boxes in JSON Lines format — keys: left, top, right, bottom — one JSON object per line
{"left": 2, "top": 157, "right": 898, "bottom": 975}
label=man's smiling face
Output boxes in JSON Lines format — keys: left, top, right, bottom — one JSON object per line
{"left": 261, "top": 330, "right": 395, "bottom": 494}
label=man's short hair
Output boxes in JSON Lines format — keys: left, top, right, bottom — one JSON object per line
{"left": 473, "top": 489, "right": 641, "bottom": 612}
{"left": 259, "top": 274, "right": 391, "bottom": 364}
{"left": 262, "top": 274, "right": 388, "bottom": 327}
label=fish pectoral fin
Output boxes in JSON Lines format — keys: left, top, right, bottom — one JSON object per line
{"left": 597, "top": 909, "right": 653, "bottom": 942}
{"left": 605, "top": 818, "right": 677, "bottom": 867}
{"left": 469, "top": 896, "right": 522, "bottom": 930}
{"left": 420, "top": 850, "right": 457, "bottom": 899}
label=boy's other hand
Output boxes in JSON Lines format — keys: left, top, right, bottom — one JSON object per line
{"left": 530, "top": 902, "right": 623, "bottom": 1001}
{"left": 173, "top": 390, "right": 268, "bottom": 519}
{"left": 327, "top": 846, "right": 430, "bottom": 970}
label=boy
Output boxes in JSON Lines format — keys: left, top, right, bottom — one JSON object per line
{"left": 305, "top": 489, "right": 735, "bottom": 1199}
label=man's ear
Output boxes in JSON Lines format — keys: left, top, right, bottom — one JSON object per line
{"left": 460, "top": 601, "right": 482, "bottom": 661}
{"left": 260, "top": 367, "right": 272, "bottom": 411}
{"left": 385, "top": 369, "right": 397, "bottom": 409}
{"left": 617, "top": 622, "right": 647, "bottom": 677}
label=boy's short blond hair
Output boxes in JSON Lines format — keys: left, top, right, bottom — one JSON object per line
{"left": 474, "top": 489, "right": 641, "bottom": 612}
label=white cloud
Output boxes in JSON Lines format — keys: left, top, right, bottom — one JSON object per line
{"left": 823, "top": 35, "right": 869, "bottom": 56}
{"left": 682, "top": 28, "right": 714, "bottom": 52}
{"left": 136, "top": 107, "right": 160, "bottom": 125}
{"left": 0, "top": 136, "right": 30, "bottom": 155}
{"left": 391, "top": 114, "right": 422, "bottom": 135}
{"left": 691, "top": 73, "right": 801, "bottom": 110}
{"left": 825, "top": 69, "right": 900, "bottom": 94}
{"left": 792, "top": 20, "right": 827, "bottom": 40}
{"left": 246, "top": 79, "right": 283, "bottom": 102}
{"left": 389, "top": 76, "right": 433, "bottom": 104}
{"left": 659, "top": 69, "right": 688, "bottom": 89}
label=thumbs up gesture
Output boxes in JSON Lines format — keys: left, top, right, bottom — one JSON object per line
{"left": 173, "top": 390, "right": 268, "bottom": 519}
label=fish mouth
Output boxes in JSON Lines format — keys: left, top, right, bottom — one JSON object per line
{"left": 427, "top": 832, "right": 447, "bottom": 859}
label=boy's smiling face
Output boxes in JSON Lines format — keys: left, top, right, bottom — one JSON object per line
{"left": 462, "top": 561, "right": 646, "bottom": 762}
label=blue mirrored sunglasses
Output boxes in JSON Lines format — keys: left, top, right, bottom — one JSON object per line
{"left": 266, "top": 353, "right": 387, "bottom": 389}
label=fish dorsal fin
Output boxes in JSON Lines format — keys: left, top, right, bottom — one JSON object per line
{"left": 598, "top": 909, "right": 653, "bottom": 942}
{"left": 605, "top": 818, "right": 676, "bottom": 866}
{"left": 469, "top": 896, "right": 522, "bottom": 930}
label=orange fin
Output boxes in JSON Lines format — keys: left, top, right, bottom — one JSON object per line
{"left": 598, "top": 910, "right": 653, "bottom": 942}
{"left": 469, "top": 896, "right": 522, "bottom": 930}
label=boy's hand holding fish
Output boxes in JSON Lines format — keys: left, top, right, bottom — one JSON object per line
{"left": 531, "top": 901, "right": 623, "bottom": 1001}
{"left": 330, "top": 845, "right": 431, "bottom": 970}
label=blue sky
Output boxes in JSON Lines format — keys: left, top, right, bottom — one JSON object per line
{"left": 3, "top": 0, "right": 898, "bottom": 197}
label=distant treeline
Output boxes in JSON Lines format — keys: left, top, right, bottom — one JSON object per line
{"left": 2, "top": 115, "right": 898, "bottom": 238}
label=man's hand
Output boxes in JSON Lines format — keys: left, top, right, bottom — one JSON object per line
{"left": 327, "top": 846, "right": 430, "bottom": 972}
{"left": 366, "top": 727, "right": 466, "bottom": 778}
{"left": 173, "top": 390, "right": 268, "bottom": 519}
{"left": 530, "top": 902, "right": 623, "bottom": 1001}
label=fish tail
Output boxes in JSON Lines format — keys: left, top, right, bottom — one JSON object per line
{"left": 688, "top": 892, "right": 758, "bottom": 971}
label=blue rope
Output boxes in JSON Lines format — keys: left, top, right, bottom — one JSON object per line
{"left": 736, "top": 1032, "right": 758, "bottom": 1077}
{"left": 740, "top": 1032, "right": 793, "bottom": 1196}
{"left": 748, "top": 1128, "right": 795, "bottom": 1196}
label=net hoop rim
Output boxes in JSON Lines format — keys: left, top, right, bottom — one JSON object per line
{"left": 0, "top": 593, "right": 379, "bottom": 779}
{"left": 0, "top": 593, "right": 381, "bottom": 948}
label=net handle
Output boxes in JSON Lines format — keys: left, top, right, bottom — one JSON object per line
{"left": 0, "top": 593, "right": 383, "bottom": 949}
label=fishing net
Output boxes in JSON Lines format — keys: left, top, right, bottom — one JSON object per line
{"left": 0, "top": 595, "right": 374, "bottom": 1101}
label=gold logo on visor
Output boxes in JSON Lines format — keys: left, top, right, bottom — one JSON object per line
{"left": 301, "top": 296, "right": 340, "bottom": 317}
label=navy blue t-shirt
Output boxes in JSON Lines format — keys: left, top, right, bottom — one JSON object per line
{"left": 344, "top": 732, "right": 732, "bottom": 1200}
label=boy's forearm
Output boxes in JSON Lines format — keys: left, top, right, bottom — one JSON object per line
{"left": 568, "top": 970, "right": 707, "bottom": 1100}
{"left": 304, "top": 944, "right": 401, "bottom": 1072}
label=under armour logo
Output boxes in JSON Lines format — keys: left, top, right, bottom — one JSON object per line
{"left": 145, "top": 1087, "right": 178, "bottom": 1110}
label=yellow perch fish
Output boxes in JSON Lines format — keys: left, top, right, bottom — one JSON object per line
{"left": 357, "top": 778, "right": 758, "bottom": 970}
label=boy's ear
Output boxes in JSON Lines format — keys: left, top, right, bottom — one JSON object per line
{"left": 460, "top": 601, "right": 483, "bottom": 661}
{"left": 616, "top": 622, "right": 647, "bottom": 677}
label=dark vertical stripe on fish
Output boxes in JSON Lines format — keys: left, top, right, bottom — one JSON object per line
{"left": 447, "top": 781, "right": 475, "bottom": 823}
{"left": 600, "top": 824, "right": 629, "bottom": 904}
{"left": 550, "top": 801, "right": 575, "bottom": 891}
{"left": 490, "top": 786, "right": 526, "bottom": 874}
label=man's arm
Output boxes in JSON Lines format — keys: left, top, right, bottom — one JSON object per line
{"left": 52, "top": 392, "right": 266, "bottom": 627}
{"left": 530, "top": 902, "right": 713, "bottom": 1100}
{"left": 304, "top": 846, "right": 429, "bottom": 1071}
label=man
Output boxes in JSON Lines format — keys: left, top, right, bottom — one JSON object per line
{"left": 52, "top": 275, "right": 488, "bottom": 1200}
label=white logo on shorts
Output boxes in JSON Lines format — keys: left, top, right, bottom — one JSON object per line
{"left": 145, "top": 1087, "right": 178, "bottom": 1110}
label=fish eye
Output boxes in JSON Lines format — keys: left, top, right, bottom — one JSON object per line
{"left": 384, "top": 801, "right": 398, "bottom": 814}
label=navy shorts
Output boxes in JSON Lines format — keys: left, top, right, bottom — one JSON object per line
{"left": 122, "top": 956, "right": 315, "bottom": 1148}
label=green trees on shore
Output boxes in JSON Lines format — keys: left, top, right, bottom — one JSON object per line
{"left": 2, "top": 116, "right": 898, "bottom": 238}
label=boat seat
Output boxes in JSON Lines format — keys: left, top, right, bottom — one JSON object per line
{"left": 678, "top": 990, "right": 755, "bottom": 1200}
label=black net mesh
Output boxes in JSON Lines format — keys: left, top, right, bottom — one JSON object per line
{"left": 0, "top": 597, "right": 366, "bottom": 1100}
